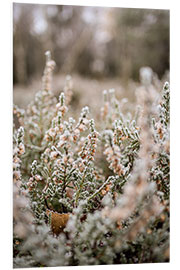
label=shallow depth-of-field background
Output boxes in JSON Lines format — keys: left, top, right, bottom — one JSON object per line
{"left": 13, "top": 4, "right": 169, "bottom": 112}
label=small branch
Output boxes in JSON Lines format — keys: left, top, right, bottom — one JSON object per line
{"left": 87, "top": 176, "right": 112, "bottom": 203}
{"left": 25, "top": 144, "right": 46, "bottom": 152}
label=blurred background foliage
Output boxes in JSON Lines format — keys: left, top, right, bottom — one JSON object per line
{"left": 13, "top": 4, "right": 169, "bottom": 86}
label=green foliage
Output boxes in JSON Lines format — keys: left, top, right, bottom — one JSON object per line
{"left": 13, "top": 53, "right": 170, "bottom": 267}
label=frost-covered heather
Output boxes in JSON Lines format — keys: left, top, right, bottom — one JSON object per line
{"left": 13, "top": 53, "right": 170, "bottom": 267}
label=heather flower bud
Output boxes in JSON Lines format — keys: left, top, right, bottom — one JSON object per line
{"left": 50, "top": 151, "right": 58, "bottom": 160}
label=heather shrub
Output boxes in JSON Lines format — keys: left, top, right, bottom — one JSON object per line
{"left": 13, "top": 52, "right": 170, "bottom": 267}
